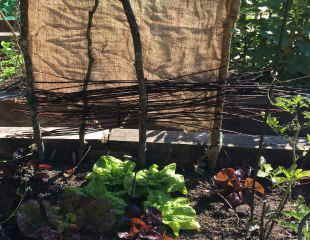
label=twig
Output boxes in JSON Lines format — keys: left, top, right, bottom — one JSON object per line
{"left": 65, "top": 145, "right": 92, "bottom": 178}
{"left": 217, "top": 192, "right": 240, "bottom": 225}
{"left": 245, "top": 107, "right": 266, "bottom": 240}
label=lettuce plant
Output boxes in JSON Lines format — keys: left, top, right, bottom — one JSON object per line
{"left": 68, "top": 155, "right": 200, "bottom": 236}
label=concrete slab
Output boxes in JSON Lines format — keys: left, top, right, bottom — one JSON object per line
{"left": 0, "top": 127, "right": 308, "bottom": 151}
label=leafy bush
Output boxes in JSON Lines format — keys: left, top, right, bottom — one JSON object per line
{"left": 256, "top": 95, "right": 310, "bottom": 239}
{"left": 69, "top": 155, "right": 200, "bottom": 236}
{"left": 259, "top": 96, "right": 310, "bottom": 187}
{"left": 231, "top": 0, "right": 310, "bottom": 83}
{"left": 0, "top": 0, "right": 16, "bottom": 19}
{"left": 0, "top": 41, "right": 23, "bottom": 81}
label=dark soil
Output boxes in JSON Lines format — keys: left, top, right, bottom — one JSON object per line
{"left": 0, "top": 160, "right": 306, "bottom": 240}
{"left": 180, "top": 177, "right": 298, "bottom": 240}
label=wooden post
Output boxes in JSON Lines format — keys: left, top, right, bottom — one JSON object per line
{"left": 19, "top": 0, "right": 44, "bottom": 161}
{"left": 120, "top": 0, "right": 147, "bottom": 168}
{"left": 207, "top": 0, "right": 241, "bottom": 170}
{"left": 79, "top": 0, "right": 99, "bottom": 160}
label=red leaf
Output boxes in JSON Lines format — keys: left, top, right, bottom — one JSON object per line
{"left": 214, "top": 168, "right": 237, "bottom": 183}
{"left": 131, "top": 217, "right": 152, "bottom": 231}
{"left": 227, "top": 191, "right": 244, "bottom": 207}
{"left": 227, "top": 176, "right": 242, "bottom": 192}
{"left": 119, "top": 209, "right": 167, "bottom": 240}
{"left": 38, "top": 164, "right": 53, "bottom": 170}
{"left": 63, "top": 168, "right": 75, "bottom": 178}
{"left": 243, "top": 178, "right": 265, "bottom": 195}
{"left": 225, "top": 168, "right": 236, "bottom": 178}
{"left": 129, "top": 225, "right": 139, "bottom": 236}
{"left": 214, "top": 170, "right": 229, "bottom": 183}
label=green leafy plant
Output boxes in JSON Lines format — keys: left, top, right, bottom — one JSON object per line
{"left": 0, "top": 41, "right": 23, "bottom": 81}
{"left": 69, "top": 155, "right": 200, "bottom": 236}
{"left": 257, "top": 95, "right": 310, "bottom": 240}
{"left": 0, "top": 0, "right": 16, "bottom": 19}
{"left": 258, "top": 163, "right": 310, "bottom": 187}
{"left": 231, "top": 0, "right": 310, "bottom": 85}
{"left": 278, "top": 196, "right": 310, "bottom": 239}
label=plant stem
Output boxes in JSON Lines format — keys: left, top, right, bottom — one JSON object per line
{"left": 245, "top": 111, "right": 266, "bottom": 239}
{"left": 298, "top": 212, "right": 310, "bottom": 240}
{"left": 259, "top": 200, "right": 268, "bottom": 240}
{"left": 264, "top": 185, "right": 290, "bottom": 240}
{"left": 120, "top": 0, "right": 147, "bottom": 168}
{"left": 292, "top": 105, "right": 302, "bottom": 167}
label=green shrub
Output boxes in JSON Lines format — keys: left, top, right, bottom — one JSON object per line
{"left": 231, "top": 0, "right": 310, "bottom": 84}
{"left": 0, "top": 0, "right": 16, "bottom": 19}
{"left": 0, "top": 41, "right": 23, "bottom": 81}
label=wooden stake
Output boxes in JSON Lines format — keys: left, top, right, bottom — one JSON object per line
{"left": 120, "top": 0, "right": 147, "bottom": 168}
{"left": 19, "top": 0, "right": 44, "bottom": 161}
{"left": 79, "top": 0, "right": 99, "bottom": 160}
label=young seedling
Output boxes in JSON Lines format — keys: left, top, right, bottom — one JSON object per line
{"left": 278, "top": 196, "right": 310, "bottom": 239}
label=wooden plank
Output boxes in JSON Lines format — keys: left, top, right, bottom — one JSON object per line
{"left": 0, "top": 127, "right": 308, "bottom": 151}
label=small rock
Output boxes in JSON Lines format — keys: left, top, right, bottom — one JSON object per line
{"left": 235, "top": 204, "right": 250, "bottom": 217}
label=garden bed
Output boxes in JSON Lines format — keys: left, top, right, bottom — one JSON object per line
{"left": 0, "top": 153, "right": 307, "bottom": 240}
